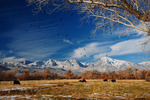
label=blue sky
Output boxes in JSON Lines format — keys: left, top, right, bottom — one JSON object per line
{"left": 0, "top": 0, "right": 150, "bottom": 63}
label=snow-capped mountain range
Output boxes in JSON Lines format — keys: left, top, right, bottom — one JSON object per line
{"left": 0, "top": 57, "right": 150, "bottom": 73}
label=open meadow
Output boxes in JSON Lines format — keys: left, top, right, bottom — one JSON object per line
{"left": 0, "top": 79, "right": 150, "bottom": 99}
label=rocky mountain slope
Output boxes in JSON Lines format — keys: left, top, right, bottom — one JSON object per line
{"left": 0, "top": 57, "right": 149, "bottom": 74}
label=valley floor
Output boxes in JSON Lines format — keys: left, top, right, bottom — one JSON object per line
{"left": 0, "top": 79, "right": 150, "bottom": 99}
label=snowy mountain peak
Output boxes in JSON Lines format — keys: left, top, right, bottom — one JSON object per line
{"left": 65, "top": 59, "right": 78, "bottom": 63}
{"left": 1, "top": 57, "right": 150, "bottom": 73}
{"left": 139, "top": 61, "right": 150, "bottom": 67}
{"left": 100, "top": 57, "right": 114, "bottom": 63}
{"left": 64, "top": 59, "right": 72, "bottom": 64}
{"left": 99, "top": 57, "right": 126, "bottom": 63}
{"left": 100, "top": 56, "right": 112, "bottom": 60}
{"left": 91, "top": 57, "right": 143, "bottom": 72}
{"left": 28, "top": 60, "right": 44, "bottom": 67}
{"left": 64, "top": 59, "right": 79, "bottom": 65}
{"left": 44, "top": 59, "right": 57, "bottom": 66}
{"left": 1, "top": 59, "right": 32, "bottom": 66}
{"left": 17, "top": 60, "right": 32, "bottom": 65}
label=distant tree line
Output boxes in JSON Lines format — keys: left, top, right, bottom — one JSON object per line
{"left": 0, "top": 67, "right": 150, "bottom": 82}
{"left": 0, "top": 69, "right": 60, "bottom": 81}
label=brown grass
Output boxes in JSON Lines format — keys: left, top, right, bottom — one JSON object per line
{"left": 0, "top": 79, "right": 150, "bottom": 99}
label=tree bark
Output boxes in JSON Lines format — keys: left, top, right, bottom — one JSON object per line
{"left": 69, "top": 0, "right": 150, "bottom": 22}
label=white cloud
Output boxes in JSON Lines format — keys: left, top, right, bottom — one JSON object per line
{"left": 94, "top": 25, "right": 150, "bottom": 59}
{"left": 5, "top": 26, "right": 65, "bottom": 61}
{"left": 13, "top": 44, "right": 64, "bottom": 61}
{"left": 94, "top": 37, "right": 150, "bottom": 59}
{"left": 112, "top": 22, "right": 150, "bottom": 36}
{"left": 63, "top": 39, "right": 73, "bottom": 45}
{"left": 71, "top": 42, "right": 110, "bottom": 58}
{"left": 76, "top": 40, "right": 85, "bottom": 44}
{"left": 2, "top": 57, "right": 26, "bottom": 62}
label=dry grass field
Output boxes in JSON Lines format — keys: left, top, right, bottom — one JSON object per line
{"left": 0, "top": 79, "right": 150, "bottom": 99}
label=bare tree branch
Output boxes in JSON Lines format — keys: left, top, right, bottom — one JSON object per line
{"left": 26, "top": 0, "right": 150, "bottom": 36}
